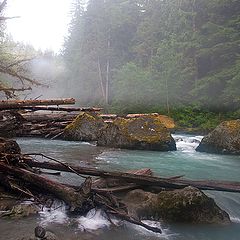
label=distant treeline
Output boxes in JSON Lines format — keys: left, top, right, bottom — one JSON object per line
{"left": 63, "top": 0, "right": 240, "bottom": 116}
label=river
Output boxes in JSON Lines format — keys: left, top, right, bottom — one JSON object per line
{"left": 0, "top": 135, "right": 239, "bottom": 240}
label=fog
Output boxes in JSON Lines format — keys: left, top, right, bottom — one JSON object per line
{"left": 0, "top": 0, "right": 239, "bottom": 116}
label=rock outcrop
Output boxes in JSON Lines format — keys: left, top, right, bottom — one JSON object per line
{"left": 123, "top": 187, "right": 231, "bottom": 224}
{"left": 196, "top": 120, "right": 240, "bottom": 154}
{"left": 63, "top": 112, "right": 106, "bottom": 141}
{"left": 97, "top": 115, "right": 176, "bottom": 151}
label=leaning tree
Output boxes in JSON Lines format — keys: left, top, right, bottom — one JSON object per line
{"left": 0, "top": 0, "right": 43, "bottom": 99}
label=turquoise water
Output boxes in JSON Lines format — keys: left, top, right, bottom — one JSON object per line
{"left": 0, "top": 135, "right": 239, "bottom": 240}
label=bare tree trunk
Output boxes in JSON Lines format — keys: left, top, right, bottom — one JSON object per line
{"left": 0, "top": 98, "right": 75, "bottom": 109}
{"left": 105, "top": 37, "right": 111, "bottom": 105}
{"left": 0, "top": 162, "right": 92, "bottom": 211}
{"left": 25, "top": 159, "right": 240, "bottom": 193}
{"left": 165, "top": 78, "right": 170, "bottom": 115}
{"left": 97, "top": 57, "right": 106, "bottom": 102}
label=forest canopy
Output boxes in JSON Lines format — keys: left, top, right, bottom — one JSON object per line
{"left": 63, "top": 0, "right": 240, "bottom": 114}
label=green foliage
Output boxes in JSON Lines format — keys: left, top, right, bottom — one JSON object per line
{"left": 111, "top": 63, "right": 155, "bottom": 113}
{"left": 63, "top": 0, "right": 240, "bottom": 128}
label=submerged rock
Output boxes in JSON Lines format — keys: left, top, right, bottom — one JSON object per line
{"left": 20, "top": 226, "right": 59, "bottom": 240}
{"left": 97, "top": 116, "right": 176, "bottom": 151}
{"left": 123, "top": 187, "right": 231, "bottom": 224}
{"left": 196, "top": 120, "right": 240, "bottom": 154}
{"left": 63, "top": 112, "right": 106, "bottom": 141}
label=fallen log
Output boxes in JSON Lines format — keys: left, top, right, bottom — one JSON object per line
{"left": 0, "top": 98, "right": 75, "bottom": 109}
{"left": 93, "top": 168, "right": 152, "bottom": 190}
{"left": 0, "top": 160, "right": 163, "bottom": 233}
{"left": 12, "top": 106, "right": 103, "bottom": 112}
{"left": 0, "top": 162, "right": 91, "bottom": 211}
{"left": 21, "top": 113, "right": 78, "bottom": 122}
{"left": 25, "top": 158, "right": 240, "bottom": 193}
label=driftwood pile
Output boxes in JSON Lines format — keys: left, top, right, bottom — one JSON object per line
{"left": 0, "top": 98, "right": 167, "bottom": 139}
{"left": 0, "top": 140, "right": 163, "bottom": 233}
{"left": 0, "top": 98, "right": 103, "bottom": 139}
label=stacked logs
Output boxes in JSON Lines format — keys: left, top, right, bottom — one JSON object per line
{"left": 0, "top": 98, "right": 102, "bottom": 139}
{"left": 0, "top": 98, "right": 172, "bottom": 139}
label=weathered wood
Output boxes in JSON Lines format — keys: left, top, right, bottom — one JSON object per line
{"left": 22, "top": 113, "right": 78, "bottom": 122}
{"left": 108, "top": 209, "right": 162, "bottom": 233}
{"left": 25, "top": 159, "right": 240, "bottom": 193}
{"left": 0, "top": 98, "right": 75, "bottom": 109}
{"left": 93, "top": 168, "right": 152, "bottom": 189}
{"left": 0, "top": 162, "right": 91, "bottom": 211}
{"left": 12, "top": 106, "right": 103, "bottom": 112}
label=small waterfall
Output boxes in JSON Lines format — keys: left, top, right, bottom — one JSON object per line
{"left": 173, "top": 134, "right": 203, "bottom": 152}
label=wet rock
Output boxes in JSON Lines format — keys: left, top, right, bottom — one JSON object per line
{"left": 34, "top": 226, "right": 58, "bottom": 240}
{"left": 196, "top": 120, "right": 240, "bottom": 154}
{"left": 63, "top": 112, "right": 106, "bottom": 141}
{"left": 0, "top": 137, "right": 21, "bottom": 154}
{"left": 97, "top": 116, "right": 176, "bottom": 151}
{"left": 1, "top": 203, "right": 40, "bottom": 219}
{"left": 21, "top": 226, "right": 59, "bottom": 240}
{"left": 123, "top": 187, "right": 231, "bottom": 224}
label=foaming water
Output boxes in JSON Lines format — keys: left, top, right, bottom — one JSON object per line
{"left": 40, "top": 203, "right": 68, "bottom": 226}
{"left": 0, "top": 135, "right": 239, "bottom": 240}
{"left": 77, "top": 209, "right": 112, "bottom": 231}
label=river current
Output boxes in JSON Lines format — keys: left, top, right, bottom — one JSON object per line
{"left": 0, "top": 135, "right": 240, "bottom": 240}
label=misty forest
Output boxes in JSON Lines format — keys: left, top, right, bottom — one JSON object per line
{"left": 0, "top": 0, "right": 240, "bottom": 130}
{"left": 0, "top": 1, "right": 240, "bottom": 240}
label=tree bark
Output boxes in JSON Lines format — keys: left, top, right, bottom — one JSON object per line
{"left": 18, "top": 106, "right": 102, "bottom": 112}
{"left": 0, "top": 98, "right": 75, "bottom": 109}
{"left": 0, "top": 162, "right": 91, "bottom": 211}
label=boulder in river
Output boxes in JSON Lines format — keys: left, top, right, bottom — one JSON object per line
{"left": 63, "top": 112, "right": 106, "bottom": 141}
{"left": 126, "top": 113, "right": 176, "bottom": 130}
{"left": 123, "top": 187, "right": 231, "bottom": 224}
{"left": 97, "top": 115, "right": 176, "bottom": 151}
{"left": 196, "top": 119, "right": 240, "bottom": 154}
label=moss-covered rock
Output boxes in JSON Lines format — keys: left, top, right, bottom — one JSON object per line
{"left": 196, "top": 119, "right": 240, "bottom": 154}
{"left": 63, "top": 112, "right": 106, "bottom": 141}
{"left": 97, "top": 115, "right": 176, "bottom": 151}
{"left": 126, "top": 114, "right": 176, "bottom": 130}
{"left": 123, "top": 187, "right": 231, "bottom": 224}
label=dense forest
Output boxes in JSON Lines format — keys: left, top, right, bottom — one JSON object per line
{"left": 0, "top": 0, "right": 240, "bottom": 130}
{"left": 62, "top": 0, "right": 240, "bottom": 129}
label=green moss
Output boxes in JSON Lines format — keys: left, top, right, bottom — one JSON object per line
{"left": 112, "top": 116, "right": 171, "bottom": 143}
{"left": 65, "top": 112, "right": 97, "bottom": 132}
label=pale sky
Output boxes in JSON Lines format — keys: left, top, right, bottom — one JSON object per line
{"left": 5, "top": 0, "right": 74, "bottom": 52}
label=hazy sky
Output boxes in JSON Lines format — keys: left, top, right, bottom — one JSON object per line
{"left": 5, "top": 0, "right": 74, "bottom": 52}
